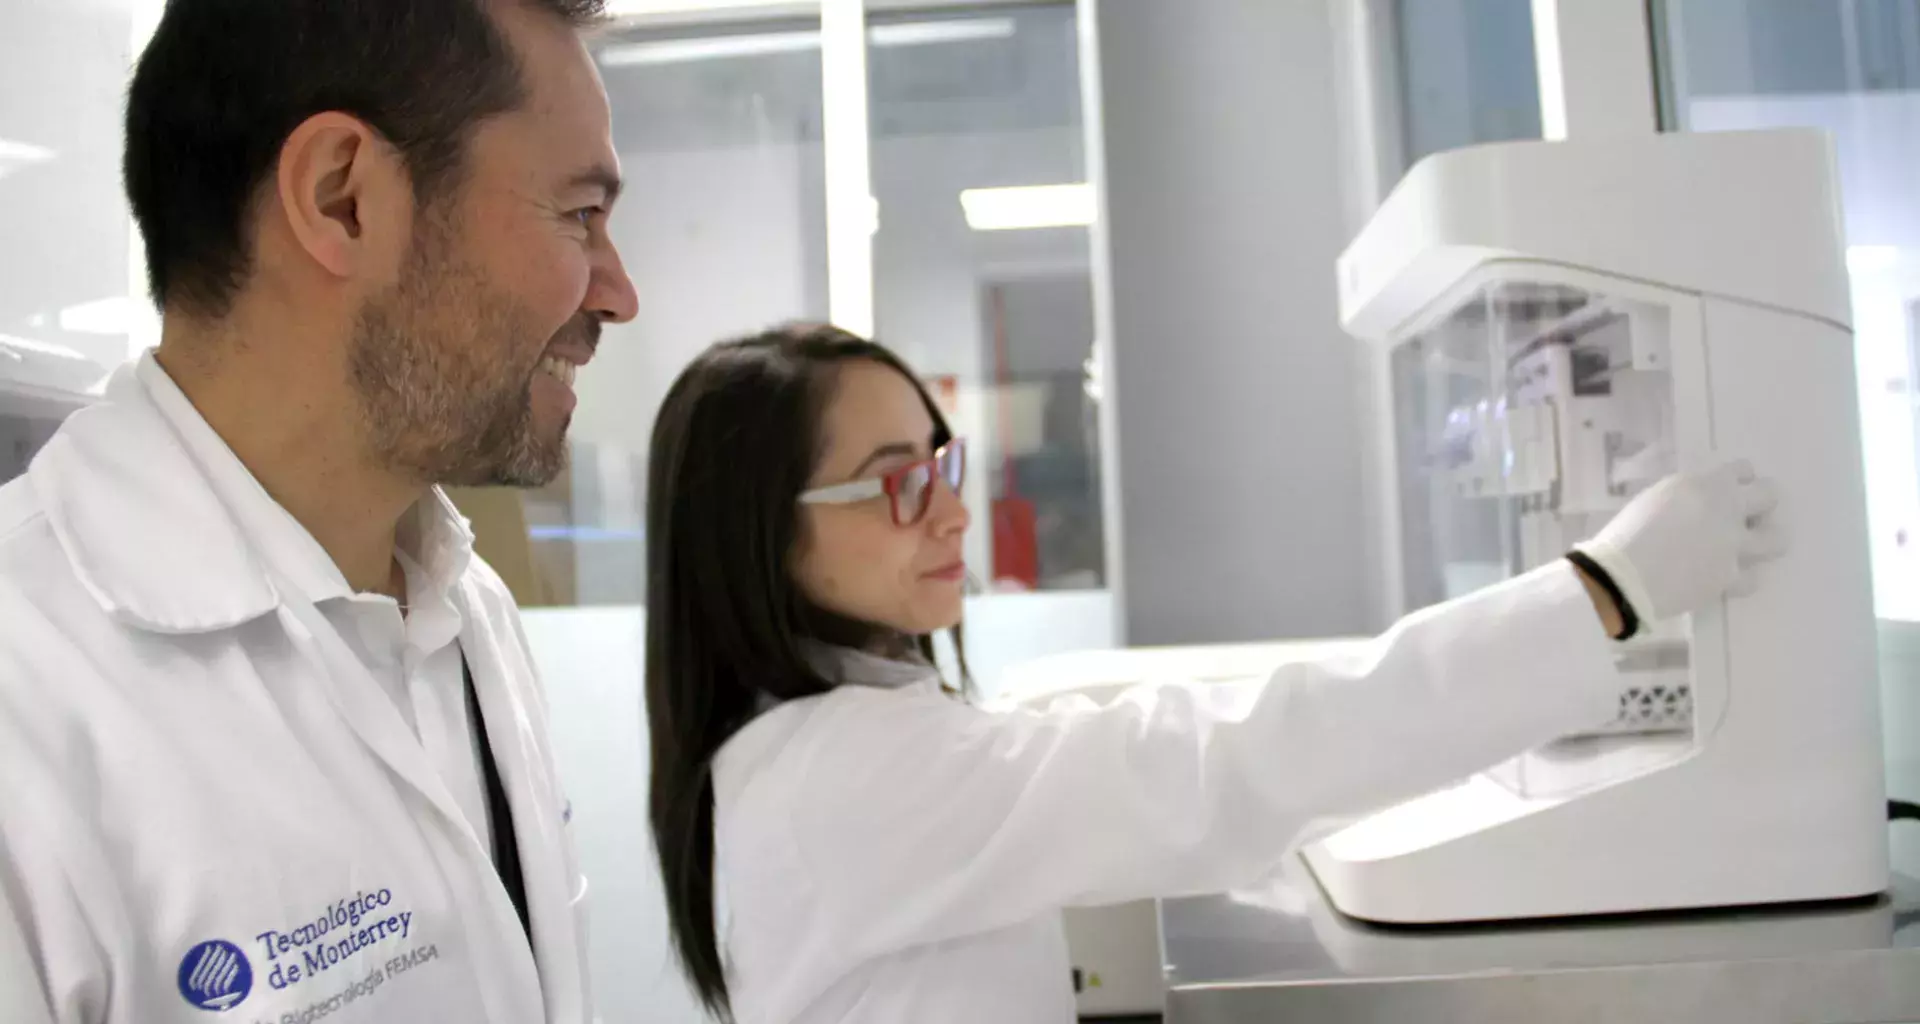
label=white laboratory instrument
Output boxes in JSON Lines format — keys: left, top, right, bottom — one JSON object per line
{"left": 1309, "top": 126, "right": 1886, "bottom": 924}
{"left": 1244, "top": 853, "right": 1898, "bottom": 982}
{"left": 997, "top": 128, "right": 1887, "bottom": 945}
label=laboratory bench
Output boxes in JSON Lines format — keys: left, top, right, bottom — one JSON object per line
{"left": 1159, "top": 851, "right": 1920, "bottom": 1023}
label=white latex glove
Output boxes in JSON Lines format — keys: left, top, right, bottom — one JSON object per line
{"left": 1572, "top": 459, "right": 1788, "bottom": 627}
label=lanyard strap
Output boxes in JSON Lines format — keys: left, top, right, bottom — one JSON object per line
{"left": 464, "top": 655, "right": 532, "bottom": 943}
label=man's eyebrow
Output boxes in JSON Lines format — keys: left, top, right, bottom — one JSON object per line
{"left": 566, "top": 165, "right": 623, "bottom": 206}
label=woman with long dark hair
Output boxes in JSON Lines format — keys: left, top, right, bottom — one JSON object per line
{"left": 645, "top": 323, "right": 1781, "bottom": 1024}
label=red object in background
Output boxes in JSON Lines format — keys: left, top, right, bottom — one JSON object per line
{"left": 986, "top": 285, "right": 1040, "bottom": 590}
{"left": 992, "top": 496, "right": 1039, "bottom": 590}
{"left": 929, "top": 374, "right": 960, "bottom": 416}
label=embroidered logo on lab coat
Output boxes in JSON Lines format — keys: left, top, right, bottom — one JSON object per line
{"left": 177, "top": 939, "right": 253, "bottom": 1011}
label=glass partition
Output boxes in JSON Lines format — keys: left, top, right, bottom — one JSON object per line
{"left": 450, "top": 16, "right": 833, "bottom": 607}
{"left": 867, "top": 2, "right": 1105, "bottom": 593}
{"left": 1394, "top": 0, "right": 1543, "bottom": 167}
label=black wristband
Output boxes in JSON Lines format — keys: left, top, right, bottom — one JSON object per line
{"left": 1565, "top": 550, "right": 1641, "bottom": 641}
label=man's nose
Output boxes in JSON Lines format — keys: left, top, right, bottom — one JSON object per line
{"left": 586, "top": 236, "right": 639, "bottom": 325}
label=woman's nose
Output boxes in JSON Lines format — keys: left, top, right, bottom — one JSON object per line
{"left": 924, "top": 478, "right": 970, "bottom": 537}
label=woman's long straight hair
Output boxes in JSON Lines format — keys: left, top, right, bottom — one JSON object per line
{"left": 645, "top": 324, "right": 959, "bottom": 1018}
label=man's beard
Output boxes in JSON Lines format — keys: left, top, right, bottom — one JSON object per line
{"left": 348, "top": 226, "right": 585, "bottom": 489}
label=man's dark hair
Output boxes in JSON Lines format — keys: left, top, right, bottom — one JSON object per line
{"left": 124, "top": 0, "right": 607, "bottom": 319}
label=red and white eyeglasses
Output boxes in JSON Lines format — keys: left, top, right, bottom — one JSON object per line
{"left": 798, "top": 438, "right": 967, "bottom": 527}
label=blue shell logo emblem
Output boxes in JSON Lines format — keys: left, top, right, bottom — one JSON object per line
{"left": 177, "top": 939, "right": 252, "bottom": 1011}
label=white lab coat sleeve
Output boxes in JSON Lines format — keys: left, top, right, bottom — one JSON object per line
{"left": 784, "top": 561, "right": 1624, "bottom": 960}
{"left": 0, "top": 881, "right": 57, "bottom": 1024}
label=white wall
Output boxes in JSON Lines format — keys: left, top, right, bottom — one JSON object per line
{"left": 0, "top": 0, "right": 143, "bottom": 371}
{"left": 1094, "top": 0, "right": 1374, "bottom": 645}
{"left": 559, "top": 96, "right": 828, "bottom": 602}
{"left": 1394, "top": 0, "right": 1541, "bottom": 163}
{"left": 521, "top": 608, "right": 706, "bottom": 1023}
{"left": 572, "top": 143, "right": 825, "bottom": 465}
{"left": 958, "top": 591, "right": 1117, "bottom": 703}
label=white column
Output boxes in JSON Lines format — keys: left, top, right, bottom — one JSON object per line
{"left": 820, "top": 0, "right": 875, "bottom": 337}
{"left": 1327, "top": 0, "right": 1410, "bottom": 629}
{"left": 1532, "top": 0, "right": 1659, "bottom": 140}
{"left": 1076, "top": 0, "right": 1127, "bottom": 640}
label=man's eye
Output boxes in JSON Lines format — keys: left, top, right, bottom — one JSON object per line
{"left": 571, "top": 207, "right": 603, "bottom": 226}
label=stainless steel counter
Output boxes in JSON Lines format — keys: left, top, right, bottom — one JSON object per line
{"left": 1161, "top": 856, "right": 1920, "bottom": 1023}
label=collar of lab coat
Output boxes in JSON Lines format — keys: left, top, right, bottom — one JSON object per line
{"left": 30, "top": 353, "right": 475, "bottom": 635}
{"left": 799, "top": 641, "right": 940, "bottom": 690}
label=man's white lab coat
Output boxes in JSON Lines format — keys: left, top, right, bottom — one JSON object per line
{"left": 0, "top": 361, "right": 591, "bottom": 1023}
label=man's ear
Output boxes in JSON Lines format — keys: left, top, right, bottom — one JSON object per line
{"left": 272, "top": 112, "right": 412, "bottom": 283}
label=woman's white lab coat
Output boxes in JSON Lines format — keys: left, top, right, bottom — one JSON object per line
{"left": 0, "top": 366, "right": 590, "bottom": 1023}
{"left": 712, "top": 566, "right": 1624, "bottom": 1024}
